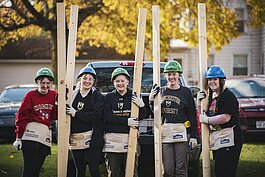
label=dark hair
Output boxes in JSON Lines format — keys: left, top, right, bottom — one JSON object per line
{"left": 37, "top": 76, "right": 53, "bottom": 82}
{"left": 207, "top": 78, "right": 225, "bottom": 111}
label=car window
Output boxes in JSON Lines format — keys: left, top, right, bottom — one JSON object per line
{"left": 226, "top": 79, "right": 265, "bottom": 98}
{"left": 0, "top": 87, "right": 35, "bottom": 103}
{"left": 94, "top": 67, "right": 169, "bottom": 93}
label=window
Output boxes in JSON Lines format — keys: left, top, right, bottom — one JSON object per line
{"left": 235, "top": 8, "right": 245, "bottom": 33}
{"left": 233, "top": 54, "right": 248, "bottom": 75}
{"left": 207, "top": 54, "right": 214, "bottom": 68}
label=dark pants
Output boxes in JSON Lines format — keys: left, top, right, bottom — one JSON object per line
{"left": 162, "top": 142, "right": 188, "bottom": 177}
{"left": 105, "top": 153, "right": 127, "bottom": 177}
{"left": 105, "top": 151, "right": 139, "bottom": 177}
{"left": 21, "top": 140, "right": 50, "bottom": 177}
{"left": 213, "top": 125, "right": 243, "bottom": 177}
{"left": 67, "top": 148, "right": 102, "bottom": 177}
{"left": 87, "top": 148, "right": 102, "bottom": 177}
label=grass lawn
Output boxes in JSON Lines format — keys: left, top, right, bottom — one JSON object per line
{"left": 0, "top": 142, "right": 265, "bottom": 177}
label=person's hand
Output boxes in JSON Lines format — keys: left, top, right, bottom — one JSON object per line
{"left": 13, "top": 138, "right": 22, "bottom": 150}
{"left": 128, "top": 117, "right": 139, "bottom": 128}
{"left": 189, "top": 138, "right": 198, "bottom": 150}
{"left": 196, "top": 90, "right": 206, "bottom": 105}
{"left": 200, "top": 112, "right": 209, "bottom": 124}
{"left": 55, "top": 87, "right": 69, "bottom": 105}
{"left": 149, "top": 84, "right": 160, "bottom": 101}
{"left": 132, "top": 92, "right": 145, "bottom": 108}
{"left": 65, "top": 87, "right": 69, "bottom": 100}
{"left": 66, "top": 104, "right": 77, "bottom": 117}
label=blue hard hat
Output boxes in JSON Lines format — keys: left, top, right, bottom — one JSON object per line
{"left": 206, "top": 65, "right": 226, "bottom": 79}
{"left": 77, "top": 66, "right": 97, "bottom": 79}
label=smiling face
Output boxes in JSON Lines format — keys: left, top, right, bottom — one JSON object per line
{"left": 80, "top": 73, "right": 95, "bottom": 91}
{"left": 113, "top": 74, "right": 129, "bottom": 95}
{"left": 37, "top": 77, "right": 52, "bottom": 94}
{"left": 207, "top": 78, "right": 221, "bottom": 92}
{"left": 164, "top": 72, "right": 180, "bottom": 89}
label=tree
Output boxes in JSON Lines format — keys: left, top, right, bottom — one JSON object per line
{"left": 246, "top": 0, "right": 265, "bottom": 27}
{"left": 0, "top": 0, "right": 240, "bottom": 80}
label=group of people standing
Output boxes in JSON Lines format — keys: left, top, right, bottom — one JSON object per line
{"left": 13, "top": 60, "right": 243, "bottom": 177}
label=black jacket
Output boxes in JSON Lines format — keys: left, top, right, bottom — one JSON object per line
{"left": 71, "top": 88, "right": 105, "bottom": 148}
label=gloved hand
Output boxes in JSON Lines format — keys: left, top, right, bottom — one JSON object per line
{"left": 128, "top": 117, "right": 139, "bottom": 128}
{"left": 66, "top": 87, "right": 69, "bottom": 100}
{"left": 200, "top": 111, "right": 209, "bottom": 124}
{"left": 55, "top": 87, "right": 69, "bottom": 105}
{"left": 132, "top": 92, "right": 145, "bottom": 108}
{"left": 196, "top": 90, "right": 206, "bottom": 105}
{"left": 66, "top": 104, "right": 77, "bottom": 117}
{"left": 149, "top": 84, "right": 160, "bottom": 101}
{"left": 189, "top": 138, "right": 198, "bottom": 150}
{"left": 13, "top": 138, "right": 22, "bottom": 150}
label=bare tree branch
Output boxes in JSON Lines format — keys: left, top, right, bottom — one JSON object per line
{"left": 78, "top": 0, "right": 103, "bottom": 27}
{"left": 21, "top": 0, "right": 53, "bottom": 30}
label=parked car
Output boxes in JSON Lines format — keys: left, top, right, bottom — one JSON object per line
{"left": 87, "top": 61, "right": 201, "bottom": 177}
{"left": 225, "top": 75, "right": 265, "bottom": 135}
{"left": 0, "top": 84, "right": 37, "bottom": 140}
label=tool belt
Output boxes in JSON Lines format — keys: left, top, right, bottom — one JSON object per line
{"left": 22, "top": 122, "right": 52, "bottom": 147}
{"left": 210, "top": 126, "right": 235, "bottom": 150}
{"left": 69, "top": 130, "right": 93, "bottom": 150}
{"left": 162, "top": 123, "right": 187, "bottom": 143}
{"left": 103, "top": 133, "right": 129, "bottom": 153}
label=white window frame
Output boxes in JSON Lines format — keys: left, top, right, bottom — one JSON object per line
{"left": 233, "top": 54, "right": 249, "bottom": 75}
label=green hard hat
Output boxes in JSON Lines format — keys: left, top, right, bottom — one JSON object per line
{"left": 163, "top": 61, "right": 183, "bottom": 73}
{"left": 111, "top": 68, "right": 130, "bottom": 82}
{"left": 35, "top": 68, "right": 54, "bottom": 83}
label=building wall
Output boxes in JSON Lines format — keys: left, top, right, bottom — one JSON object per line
{"left": 0, "top": 59, "right": 89, "bottom": 92}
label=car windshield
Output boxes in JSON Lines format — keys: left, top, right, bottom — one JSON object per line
{"left": 226, "top": 79, "right": 265, "bottom": 98}
{"left": 0, "top": 87, "right": 35, "bottom": 103}
{"left": 94, "top": 67, "right": 169, "bottom": 93}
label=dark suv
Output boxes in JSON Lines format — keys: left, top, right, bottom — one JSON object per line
{"left": 87, "top": 61, "right": 201, "bottom": 177}
{"left": 0, "top": 84, "right": 37, "bottom": 140}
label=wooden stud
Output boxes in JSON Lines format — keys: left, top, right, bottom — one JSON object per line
{"left": 125, "top": 8, "right": 147, "bottom": 177}
{"left": 198, "top": 3, "right": 211, "bottom": 177}
{"left": 152, "top": 5, "right": 163, "bottom": 177}
{"left": 57, "top": 4, "right": 79, "bottom": 177}
{"left": 56, "top": 3, "right": 67, "bottom": 177}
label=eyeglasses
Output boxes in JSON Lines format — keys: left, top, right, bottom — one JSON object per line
{"left": 39, "top": 81, "right": 51, "bottom": 85}
{"left": 82, "top": 76, "right": 95, "bottom": 82}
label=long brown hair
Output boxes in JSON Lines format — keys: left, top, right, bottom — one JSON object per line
{"left": 207, "top": 78, "right": 226, "bottom": 111}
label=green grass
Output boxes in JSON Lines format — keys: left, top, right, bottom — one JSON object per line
{"left": 0, "top": 144, "right": 107, "bottom": 177}
{"left": 0, "top": 143, "right": 265, "bottom": 177}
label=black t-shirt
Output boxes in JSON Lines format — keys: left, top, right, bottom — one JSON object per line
{"left": 207, "top": 88, "right": 243, "bottom": 143}
{"left": 211, "top": 88, "right": 239, "bottom": 129}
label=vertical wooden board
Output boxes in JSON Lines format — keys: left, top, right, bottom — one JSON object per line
{"left": 66, "top": 5, "right": 79, "bottom": 134}
{"left": 198, "top": 3, "right": 211, "bottom": 177}
{"left": 56, "top": 3, "right": 67, "bottom": 177}
{"left": 125, "top": 8, "right": 147, "bottom": 177}
{"left": 152, "top": 5, "right": 163, "bottom": 177}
